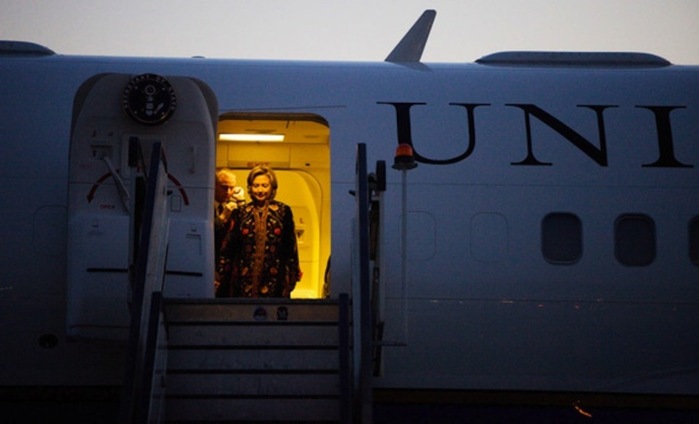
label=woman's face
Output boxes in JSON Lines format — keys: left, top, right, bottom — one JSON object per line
{"left": 250, "top": 174, "right": 273, "bottom": 204}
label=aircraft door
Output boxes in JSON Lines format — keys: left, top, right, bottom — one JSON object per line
{"left": 217, "top": 112, "right": 331, "bottom": 299}
{"left": 67, "top": 73, "right": 218, "bottom": 340}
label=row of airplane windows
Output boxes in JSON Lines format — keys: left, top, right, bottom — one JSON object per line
{"left": 542, "top": 213, "right": 699, "bottom": 266}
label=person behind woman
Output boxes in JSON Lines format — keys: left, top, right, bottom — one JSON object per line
{"left": 217, "top": 165, "right": 301, "bottom": 298}
{"left": 214, "top": 169, "right": 245, "bottom": 257}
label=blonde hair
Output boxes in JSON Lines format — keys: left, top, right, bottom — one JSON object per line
{"left": 247, "top": 165, "right": 278, "bottom": 200}
{"left": 216, "top": 168, "right": 237, "bottom": 185}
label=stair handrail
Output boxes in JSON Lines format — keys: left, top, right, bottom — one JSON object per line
{"left": 353, "top": 143, "right": 373, "bottom": 423}
{"left": 338, "top": 293, "right": 352, "bottom": 424}
{"left": 369, "top": 160, "right": 387, "bottom": 377}
{"left": 119, "top": 141, "right": 170, "bottom": 424}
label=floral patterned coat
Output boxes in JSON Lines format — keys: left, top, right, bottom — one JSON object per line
{"left": 217, "top": 201, "right": 301, "bottom": 297}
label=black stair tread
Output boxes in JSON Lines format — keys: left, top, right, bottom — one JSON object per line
{"left": 163, "top": 298, "right": 342, "bottom": 323}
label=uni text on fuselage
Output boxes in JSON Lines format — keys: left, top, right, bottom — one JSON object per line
{"left": 379, "top": 101, "right": 691, "bottom": 168}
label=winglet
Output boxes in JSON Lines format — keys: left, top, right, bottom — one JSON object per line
{"left": 385, "top": 10, "right": 436, "bottom": 63}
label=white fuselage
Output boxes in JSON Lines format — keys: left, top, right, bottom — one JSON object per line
{"left": 1, "top": 51, "right": 698, "bottom": 396}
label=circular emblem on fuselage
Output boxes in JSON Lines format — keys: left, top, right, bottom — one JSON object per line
{"left": 122, "top": 73, "right": 177, "bottom": 125}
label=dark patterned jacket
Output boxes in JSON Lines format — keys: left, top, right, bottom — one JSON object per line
{"left": 217, "top": 201, "right": 301, "bottom": 297}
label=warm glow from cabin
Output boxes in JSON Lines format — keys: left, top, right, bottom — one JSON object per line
{"left": 216, "top": 113, "right": 332, "bottom": 299}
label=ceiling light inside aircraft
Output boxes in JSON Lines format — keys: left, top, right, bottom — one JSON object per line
{"left": 219, "top": 133, "right": 285, "bottom": 142}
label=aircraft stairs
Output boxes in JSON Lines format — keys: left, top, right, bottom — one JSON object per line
{"left": 118, "top": 142, "right": 379, "bottom": 423}
{"left": 159, "top": 296, "right": 351, "bottom": 423}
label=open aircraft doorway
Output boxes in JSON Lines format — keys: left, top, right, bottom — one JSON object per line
{"left": 216, "top": 112, "right": 331, "bottom": 299}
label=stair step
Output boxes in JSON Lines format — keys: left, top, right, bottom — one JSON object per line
{"left": 168, "top": 348, "right": 339, "bottom": 370}
{"left": 164, "top": 298, "right": 341, "bottom": 323}
{"left": 165, "top": 373, "right": 340, "bottom": 396}
{"left": 167, "top": 322, "right": 341, "bottom": 347}
{"left": 164, "top": 397, "right": 340, "bottom": 422}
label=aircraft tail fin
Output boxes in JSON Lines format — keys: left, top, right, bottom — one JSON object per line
{"left": 385, "top": 9, "right": 436, "bottom": 63}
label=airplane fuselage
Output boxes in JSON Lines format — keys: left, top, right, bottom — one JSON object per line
{"left": 1, "top": 48, "right": 698, "bottom": 403}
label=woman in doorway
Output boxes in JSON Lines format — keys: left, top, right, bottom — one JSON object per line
{"left": 217, "top": 165, "right": 301, "bottom": 298}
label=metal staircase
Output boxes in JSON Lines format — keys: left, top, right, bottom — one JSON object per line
{"left": 161, "top": 297, "right": 350, "bottom": 423}
{"left": 119, "top": 143, "right": 378, "bottom": 423}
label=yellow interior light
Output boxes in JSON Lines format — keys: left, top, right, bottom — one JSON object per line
{"left": 219, "top": 133, "right": 285, "bottom": 142}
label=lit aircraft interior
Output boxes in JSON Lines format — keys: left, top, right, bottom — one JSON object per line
{"left": 216, "top": 113, "right": 331, "bottom": 298}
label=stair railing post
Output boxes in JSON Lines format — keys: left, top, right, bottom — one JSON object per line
{"left": 339, "top": 293, "right": 351, "bottom": 424}
{"left": 353, "top": 143, "right": 373, "bottom": 423}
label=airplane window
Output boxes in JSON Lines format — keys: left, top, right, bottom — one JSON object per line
{"left": 541, "top": 213, "right": 582, "bottom": 264}
{"left": 614, "top": 214, "right": 656, "bottom": 266}
{"left": 690, "top": 217, "right": 699, "bottom": 265}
